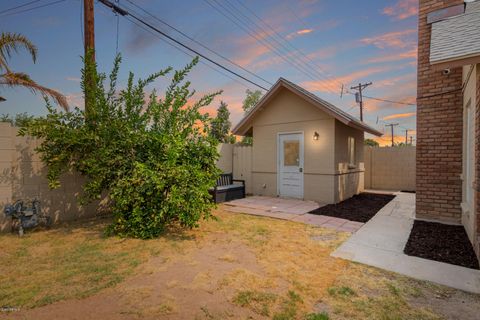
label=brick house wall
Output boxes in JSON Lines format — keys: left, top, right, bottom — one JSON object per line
{"left": 416, "top": 0, "right": 464, "bottom": 223}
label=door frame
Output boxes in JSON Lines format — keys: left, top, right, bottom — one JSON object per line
{"left": 462, "top": 98, "right": 475, "bottom": 214}
{"left": 276, "top": 131, "right": 304, "bottom": 198}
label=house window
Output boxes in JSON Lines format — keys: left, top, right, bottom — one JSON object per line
{"left": 348, "top": 137, "right": 355, "bottom": 167}
{"left": 283, "top": 140, "right": 300, "bottom": 166}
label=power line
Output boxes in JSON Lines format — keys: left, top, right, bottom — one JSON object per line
{"left": 202, "top": 0, "right": 338, "bottom": 95}
{"left": 231, "top": 0, "right": 345, "bottom": 94}
{"left": 0, "top": 0, "right": 42, "bottom": 15}
{"left": 385, "top": 123, "right": 399, "bottom": 147}
{"left": 123, "top": 0, "right": 273, "bottom": 87}
{"left": 115, "top": 0, "right": 120, "bottom": 55}
{"left": 350, "top": 82, "right": 372, "bottom": 121}
{"left": 99, "top": 0, "right": 269, "bottom": 91}
{"left": 0, "top": 0, "right": 67, "bottom": 17}
{"left": 377, "top": 118, "right": 410, "bottom": 132}
{"left": 221, "top": 0, "right": 343, "bottom": 95}
{"left": 114, "top": 0, "right": 417, "bottom": 120}
{"left": 99, "top": 2, "right": 254, "bottom": 91}
{"left": 362, "top": 95, "right": 416, "bottom": 106}
{"left": 139, "top": 0, "right": 415, "bottom": 115}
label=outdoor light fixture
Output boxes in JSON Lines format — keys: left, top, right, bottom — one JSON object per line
{"left": 0, "top": 96, "right": 6, "bottom": 102}
{"left": 313, "top": 131, "right": 319, "bottom": 140}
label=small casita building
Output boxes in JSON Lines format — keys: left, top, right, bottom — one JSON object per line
{"left": 233, "top": 78, "right": 382, "bottom": 204}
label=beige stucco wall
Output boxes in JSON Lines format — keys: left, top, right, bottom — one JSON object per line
{"left": 461, "top": 64, "right": 478, "bottom": 245}
{"left": 0, "top": 123, "right": 103, "bottom": 233}
{"left": 245, "top": 87, "right": 365, "bottom": 204}
{"left": 334, "top": 120, "right": 365, "bottom": 202}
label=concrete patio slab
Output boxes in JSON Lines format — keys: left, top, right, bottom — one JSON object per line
{"left": 223, "top": 196, "right": 364, "bottom": 233}
{"left": 226, "top": 205, "right": 300, "bottom": 220}
{"left": 332, "top": 192, "right": 480, "bottom": 294}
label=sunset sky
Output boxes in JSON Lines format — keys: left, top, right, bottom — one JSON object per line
{"left": 1, "top": 0, "right": 418, "bottom": 146}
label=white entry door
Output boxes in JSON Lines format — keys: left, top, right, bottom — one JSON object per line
{"left": 465, "top": 101, "right": 475, "bottom": 208}
{"left": 278, "top": 132, "right": 304, "bottom": 199}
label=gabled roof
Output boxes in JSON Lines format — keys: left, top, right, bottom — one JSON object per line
{"left": 430, "top": 1, "right": 480, "bottom": 67}
{"left": 232, "top": 78, "right": 383, "bottom": 136}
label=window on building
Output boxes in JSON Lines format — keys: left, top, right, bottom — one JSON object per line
{"left": 348, "top": 137, "right": 355, "bottom": 167}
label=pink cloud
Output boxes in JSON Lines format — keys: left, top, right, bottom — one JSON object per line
{"left": 297, "top": 28, "right": 313, "bottom": 35}
{"left": 231, "top": 29, "right": 276, "bottom": 67}
{"left": 382, "top": 112, "right": 416, "bottom": 121}
{"left": 301, "top": 66, "right": 391, "bottom": 94}
{"left": 365, "top": 47, "right": 417, "bottom": 64}
{"left": 373, "top": 73, "right": 416, "bottom": 88}
{"left": 65, "top": 93, "right": 84, "bottom": 109}
{"left": 382, "top": 0, "right": 418, "bottom": 21}
{"left": 360, "top": 29, "right": 416, "bottom": 49}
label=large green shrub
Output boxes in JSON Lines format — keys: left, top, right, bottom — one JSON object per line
{"left": 21, "top": 55, "right": 221, "bottom": 238}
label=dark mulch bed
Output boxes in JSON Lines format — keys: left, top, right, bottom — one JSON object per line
{"left": 404, "top": 220, "right": 479, "bottom": 270}
{"left": 308, "top": 192, "right": 395, "bottom": 223}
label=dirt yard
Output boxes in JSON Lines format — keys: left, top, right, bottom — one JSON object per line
{"left": 1, "top": 207, "right": 479, "bottom": 319}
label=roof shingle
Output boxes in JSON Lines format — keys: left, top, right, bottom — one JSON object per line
{"left": 430, "top": 1, "right": 480, "bottom": 64}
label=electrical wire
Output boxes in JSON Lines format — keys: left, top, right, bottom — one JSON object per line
{"left": 122, "top": 14, "right": 251, "bottom": 91}
{"left": 123, "top": 0, "right": 273, "bottom": 87}
{"left": 202, "top": 0, "right": 338, "bottom": 95}
{"left": 362, "top": 95, "right": 416, "bottom": 106}
{"left": 0, "top": 0, "right": 67, "bottom": 17}
{"left": 104, "top": 0, "right": 417, "bottom": 120}
{"left": 230, "top": 0, "right": 344, "bottom": 94}
{"left": 115, "top": 0, "right": 120, "bottom": 55}
{"left": 99, "top": 0, "right": 269, "bottom": 91}
{"left": 0, "top": 0, "right": 43, "bottom": 15}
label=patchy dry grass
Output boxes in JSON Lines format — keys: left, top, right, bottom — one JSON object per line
{"left": 1, "top": 207, "right": 479, "bottom": 319}
{"left": 0, "top": 217, "right": 196, "bottom": 309}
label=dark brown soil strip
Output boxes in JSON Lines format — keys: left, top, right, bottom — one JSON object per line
{"left": 308, "top": 193, "right": 395, "bottom": 223}
{"left": 404, "top": 220, "right": 479, "bottom": 270}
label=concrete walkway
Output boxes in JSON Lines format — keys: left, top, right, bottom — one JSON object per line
{"left": 224, "top": 196, "right": 364, "bottom": 233}
{"left": 332, "top": 192, "right": 480, "bottom": 294}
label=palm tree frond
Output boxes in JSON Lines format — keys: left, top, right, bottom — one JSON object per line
{"left": 0, "top": 72, "right": 69, "bottom": 111}
{"left": 0, "top": 32, "right": 38, "bottom": 71}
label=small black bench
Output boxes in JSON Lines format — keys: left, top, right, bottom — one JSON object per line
{"left": 210, "top": 173, "right": 245, "bottom": 203}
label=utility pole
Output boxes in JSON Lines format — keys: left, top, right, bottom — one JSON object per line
{"left": 350, "top": 82, "right": 372, "bottom": 121}
{"left": 84, "top": 0, "right": 95, "bottom": 61}
{"left": 404, "top": 129, "right": 409, "bottom": 145}
{"left": 385, "top": 123, "right": 399, "bottom": 147}
{"left": 84, "top": 0, "right": 95, "bottom": 117}
{"left": 410, "top": 136, "right": 413, "bottom": 145}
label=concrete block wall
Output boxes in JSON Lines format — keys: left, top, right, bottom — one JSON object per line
{"left": 0, "top": 123, "right": 102, "bottom": 232}
{"left": 232, "top": 145, "right": 253, "bottom": 195}
{"left": 364, "top": 146, "right": 416, "bottom": 191}
{"left": 218, "top": 144, "right": 415, "bottom": 196}
{"left": 416, "top": 0, "right": 464, "bottom": 223}
{"left": 216, "top": 143, "right": 233, "bottom": 173}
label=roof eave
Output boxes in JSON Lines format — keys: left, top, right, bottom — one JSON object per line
{"left": 232, "top": 78, "right": 383, "bottom": 136}
{"left": 232, "top": 80, "right": 283, "bottom": 136}
{"left": 430, "top": 53, "right": 480, "bottom": 70}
